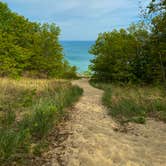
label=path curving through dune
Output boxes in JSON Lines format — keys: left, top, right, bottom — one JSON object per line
{"left": 43, "top": 79, "right": 166, "bottom": 166}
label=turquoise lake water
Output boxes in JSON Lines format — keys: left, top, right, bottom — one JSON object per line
{"left": 61, "top": 41, "right": 94, "bottom": 72}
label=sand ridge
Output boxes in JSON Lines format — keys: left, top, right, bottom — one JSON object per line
{"left": 44, "top": 79, "right": 166, "bottom": 166}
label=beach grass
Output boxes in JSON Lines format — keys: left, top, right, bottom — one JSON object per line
{"left": 0, "top": 78, "right": 83, "bottom": 164}
{"left": 90, "top": 80, "right": 166, "bottom": 124}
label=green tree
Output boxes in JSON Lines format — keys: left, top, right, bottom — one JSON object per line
{"left": 89, "top": 27, "right": 144, "bottom": 82}
{"left": 89, "top": 0, "right": 166, "bottom": 84}
{"left": 0, "top": 2, "right": 77, "bottom": 78}
{"left": 148, "top": 0, "right": 166, "bottom": 83}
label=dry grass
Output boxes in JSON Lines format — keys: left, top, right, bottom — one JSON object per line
{"left": 91, "top": 81, "right": 166, "bottom": 124}
{"left": 0, "top": 78, "right": 68, "bottom": 93}
{"left": 110, "top": 84, "right": 165, "bottom": 106}
{"left": 0, "top": 78, "right": 83, "bottom": 165}
{"left": 0, "top": 78, "right": 69, "bottom": 120}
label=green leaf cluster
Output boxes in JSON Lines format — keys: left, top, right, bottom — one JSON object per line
{"left": 0, "top": 2, "right": 77, "bottom": 78}
{"left": 89, "top": 0, "right": 166, "bottom": 84}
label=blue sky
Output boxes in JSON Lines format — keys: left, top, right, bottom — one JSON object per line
{"left": 2, "top": 0, "right": 149, "bottom": 40}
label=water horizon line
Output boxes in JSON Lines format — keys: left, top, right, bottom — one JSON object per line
{"left": 60, "top": 40, "right": 95, "bottom": 42}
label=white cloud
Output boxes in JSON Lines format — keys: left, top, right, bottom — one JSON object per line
{"left": 2, "top": 0, "right": 143, "bottom": 40}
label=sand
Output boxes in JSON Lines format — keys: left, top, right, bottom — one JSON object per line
{"left": 43, "top": 79, "right": 166, "bottom": 166}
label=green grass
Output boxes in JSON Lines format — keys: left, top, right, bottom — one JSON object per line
{"left": 90, "top": 80, "right": 166, "bottom": 124}
{"left": 0, "top": 78, "right": 83, "bottom": 165}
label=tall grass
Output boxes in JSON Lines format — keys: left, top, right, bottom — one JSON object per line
{"left": 0, "top": 78, "right": 83, "bottom": 164}
{"left": 90, "top": 80, "right": 166, "bottom": 124}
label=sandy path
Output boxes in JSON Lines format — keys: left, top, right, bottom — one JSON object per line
{"left": 44, "top": 79, "right": 166, "bottom": 166}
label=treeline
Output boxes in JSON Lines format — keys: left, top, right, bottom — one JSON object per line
{"left": 0, "top": 2, "right": 77, "bottom": 78}
{"left": 89, "top": 0, "right": 166, "bottom": 84}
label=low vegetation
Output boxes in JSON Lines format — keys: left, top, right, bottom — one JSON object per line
{"left": 91, "top": 81, "right": 166, "bottom": 124}
{"left": 0, "top": 78, "right": 83, "bottom": 165}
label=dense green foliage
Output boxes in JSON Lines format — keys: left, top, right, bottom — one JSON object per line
{"left": 0, "top": 78, "right": 83, "bottom": 164}
{"left": 89, "top": 0, "right": 166, "bottom": 84}
{"left": 0, "top": 2, "right": 77, "bottom": 78}
{"left": 90, "top": 81, "right": 166, "bottom": 124}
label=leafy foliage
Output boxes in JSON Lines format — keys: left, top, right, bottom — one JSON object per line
{"left": 89, "top": 0, "right": 166, "bottom": 84}
{"left": 0, "top": 2, "right": 77, "bottom": 78}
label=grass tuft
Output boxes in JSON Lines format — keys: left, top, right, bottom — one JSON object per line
{"left": 91, "top": 80, "right": 166, "bottom": 124}
{"left": 0, "top": 78, "right": 83, "bottom": 164}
